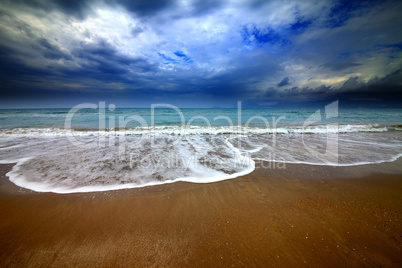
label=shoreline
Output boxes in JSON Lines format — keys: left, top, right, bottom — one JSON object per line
{"left": 0, "top": 161, "right": 401, "bottom": 266}
{"left": 3, "top": 157, "right": 402, "bottom": 195}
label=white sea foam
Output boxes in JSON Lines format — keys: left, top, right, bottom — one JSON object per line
{"left": 253, "top": 153, "right": 402, "bottom": 167}
{"left": 0, "top": 124, "right": 390, "bottom": 137}
{"left": 0, "top": 124, "right": 401, "bottom": 193}
{"left": 232, "top": 131, "right": 402, "bottom": 167}
{"left": 1, "top": 134, "right": 255, "bottom": 193}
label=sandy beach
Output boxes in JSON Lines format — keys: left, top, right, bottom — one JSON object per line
{"left": 0, "top": 161, "right": 401, "bottom": 267}
{"left": 1, "top": 0, "right": 402, "bottom": 266}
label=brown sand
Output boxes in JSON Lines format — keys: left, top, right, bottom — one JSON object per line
{"left": 0, "top": 162, "right": 401, "bottom": 267}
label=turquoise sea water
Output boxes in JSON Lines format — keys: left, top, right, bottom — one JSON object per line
{"left": 0, "top": 105, "right": 401, "bottom": 193}
{"left": 0, "top": 107, "right": 401, "bottom": 129}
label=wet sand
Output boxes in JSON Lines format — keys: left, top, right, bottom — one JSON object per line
{"left": 0, "top": 161, "right": 401, "bottom": 267}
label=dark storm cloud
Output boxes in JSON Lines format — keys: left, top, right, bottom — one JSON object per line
{"left": 106, "top": 0, "right": 175, "bottom": 17}
{"left": 277, "top": 77, "right": 290, "bottom": 87}
{"left": 34, "top": 38, "right": 72, "bottom": 60}
{"left": 60, "top": 40, "right": 159, "bottom": 87}
{"left": 0, "top": 0, "right": 401, "bottom": 108}
{"left": 0, "top": 44, "right": 60, "bottom": 97}
{"left": 1, "top": 0, "right": 95, "bottom": 19}
{"left": 325, "top": 0, "right": 382, "bottom": 28}
{"left": 262, "top": 84, "right": 333, "bottom": 100}
{"left": 289, "top": 18, "right": 313, "bottom": 34}
{"left": 258, "top": 70, "right": 402, "bottom": 107}
{"left": 321, "top": 62, "right": 361, "bottom": 71}
{"left": 344, "top": 69, "right": 402, "bottom": 94}
{"left": 2, "top": 0, "right": 177, "bottom": 19}
{"left": 328, "top": 70, "right": 402, "bottom": 107}
{"left": 72, "top": 39, "right": 154, "bottom": 71}
{"left": 188, "top": 0, "right": 223, "bottom": 16}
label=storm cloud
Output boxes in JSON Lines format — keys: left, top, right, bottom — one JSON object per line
{"left": 0, "top": 0, "right": 401, "bottom": 108}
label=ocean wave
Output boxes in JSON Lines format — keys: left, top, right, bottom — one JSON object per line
{"left": 253, "top": 153, "right": 402, "bottom": 167}
{"left": 0, "top": 125, "right": 401, "bottom": 194}
{"left": 0, "top": 124, "right": 391, "bottom": 136}
{"left": 3, "top": 135, "right": 255, "bottom": 193}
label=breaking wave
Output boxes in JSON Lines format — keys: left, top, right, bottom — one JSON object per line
{"left": 0, "top": 124, "right": 401, "bottom": 193}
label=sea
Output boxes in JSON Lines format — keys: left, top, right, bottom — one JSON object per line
{"left": 0, "top": 103, "right": 401, "bottom": 193}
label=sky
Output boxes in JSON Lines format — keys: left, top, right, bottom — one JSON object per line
{"left": 0, "top": 0, "right": 401, "bottom": 108}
